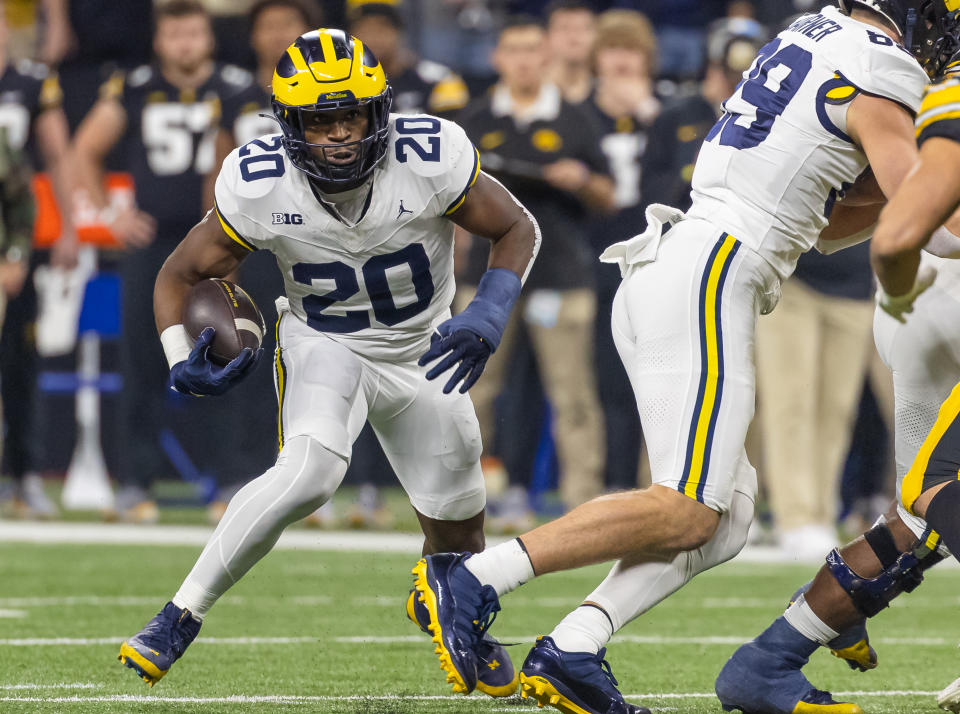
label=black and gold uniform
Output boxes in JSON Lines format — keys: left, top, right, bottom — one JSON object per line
{"left": 103, "top": 62, "right": 253, "bottom": 230}
{"left": 108, "top": 62, "right": 278, "bottom": 496}
{"left": 220, "top": 82, "right": 273, "bottom": 148}
{"left": 459, "top": 84, "right": 609, "bottom": 291}
{"left": 389, "top": 58, "right": 468, "bottom": 116}
{"left": 0, "top": 59, "right": 62, "bottom": 152}
{"left": 640, "top": 90, "right": 717, "bottom": 212}
{"left": 900, "top": 74, "right": 960, "bottom": 517}
{"left": 584, "top": 97, "right": 652, "bottom": 493}
{"left": 0, "top": 59, "right": 61, "bottom": 482}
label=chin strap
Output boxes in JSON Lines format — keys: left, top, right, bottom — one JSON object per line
{"left": 904, "top": 7, "right": 917, "bottom": 51}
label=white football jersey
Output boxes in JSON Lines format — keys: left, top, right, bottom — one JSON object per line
{"left": 687, "top": 6, "right": 928, "bottom": 279}
{"left": 214, "top": 114, "right": 479, "bottom": 362}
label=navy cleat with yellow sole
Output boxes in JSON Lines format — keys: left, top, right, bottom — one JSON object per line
{"left": 715, "top": 617, "right": 863, "bottom": 714}
{"left": 519, "top": 635, "right": 651, "bottom": 714}
{"left": 118, "top": 601, "right": 201, "bottom": 686}
{"left": 406, "top": 588, "right": 518, "bottom": 697}
{"left": 411, "top": 553, "right": 501, "bottom": 695}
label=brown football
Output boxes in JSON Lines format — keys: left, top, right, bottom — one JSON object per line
{"left": 182, "top": 278, "right": 265, "bottom": 366}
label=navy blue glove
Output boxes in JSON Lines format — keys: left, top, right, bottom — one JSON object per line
{"left": 170, "top": 327, "right": 261, "bottom": 396}
{"left": 419, "top": 268, "right": 521, "bottom": 394}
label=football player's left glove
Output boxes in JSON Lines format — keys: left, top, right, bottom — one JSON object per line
{"left": 419, "top": 267, "right": 520, "bottom": 394}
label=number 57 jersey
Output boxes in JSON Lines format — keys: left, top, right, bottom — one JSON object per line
{"left": 213, "top": 114, "right": 480, "bottom": 362}
{"left": 687, "top": 5, "right": 928, "bottom": 280}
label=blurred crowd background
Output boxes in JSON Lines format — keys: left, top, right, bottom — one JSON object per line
{"left": 0, "top": 0, "right": 893, "bottom": 561}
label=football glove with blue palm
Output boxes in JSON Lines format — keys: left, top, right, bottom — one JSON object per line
{"left": 170, "top": 327, "right": 260, "bottom": 396}
{"left": 419, "top": 268, "right": 521, "bottom": 394}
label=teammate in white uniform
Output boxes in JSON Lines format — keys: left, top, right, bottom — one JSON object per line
{"left": 716, "top": 47, "right": 960, "bottom": 712}
{"left": 409, "top": 4, "right": 960, "bottom": 714}
{"left": 116, "top": 29, "right": 539, "bottom": 693}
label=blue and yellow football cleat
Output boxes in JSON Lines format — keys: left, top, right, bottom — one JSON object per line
{"left": 715, "top": 618, "right": 863, "bottom": 714}
{"left": 829, "top": 637, "right": 877, "bottom": 672}
{"left": 118, "top": 601, "right": 201, "bottom": 686}
{"left": 406, "top": 588, "right": 518, "bottom": 697}
{"left": 411, "top": 553, "right": 501, "bottom": 695}
{"left": 518, "top": 636, "right": 650, "bottom": 714}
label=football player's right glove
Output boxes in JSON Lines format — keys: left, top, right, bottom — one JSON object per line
{"left": 170, "top": 327, "right": 260, "bottom": 396}
{"left": 877, "top": 264, "right": 937, "bottom": 323}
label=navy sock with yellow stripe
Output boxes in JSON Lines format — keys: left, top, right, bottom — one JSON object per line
{"left": 924, "top": 480, "right": 960, "bottom": 556}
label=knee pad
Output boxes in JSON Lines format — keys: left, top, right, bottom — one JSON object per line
{"left": 265, "top": 435, "right": 348, "bottom": 518}
{"left": 699, "top": 488, "right": 755, "bottom": 570}
{"left": 826, "top": 521, "right": 945, "bottom": 618}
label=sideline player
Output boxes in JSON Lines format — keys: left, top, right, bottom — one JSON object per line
{"left": 116, "top": 29, "right": 539, "bottom": 695}
{"left": 717, "top": 46, "right": 960, "bottom": 714}
{"left": 410, "top": 3, "right": 960, "bottom": 713}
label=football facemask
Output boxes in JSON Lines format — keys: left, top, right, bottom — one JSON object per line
{"left": 271, "top": 28, "right": 393, "bottom": 189}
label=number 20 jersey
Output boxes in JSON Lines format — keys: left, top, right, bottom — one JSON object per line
{"left": 213, "top": 114, "right": 480, "bottom": 362}
{"left": 687, "top": 5, "right": 928, "bottom": 280}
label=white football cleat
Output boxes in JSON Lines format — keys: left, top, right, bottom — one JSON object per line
{"left": 938, "top": 676, "right": 960, "bottom": 712}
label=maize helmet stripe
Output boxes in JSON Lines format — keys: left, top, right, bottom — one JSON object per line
{"left": 271, "top": 28, "right": 393, "bottom": 188}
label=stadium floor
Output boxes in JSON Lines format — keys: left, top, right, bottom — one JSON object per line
{"left": 1, "top": 526, "right": 958, "bottom": 713}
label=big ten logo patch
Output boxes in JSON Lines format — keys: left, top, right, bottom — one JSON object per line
{"left": 273, "top": 213, "right": 303, "bottom": 225}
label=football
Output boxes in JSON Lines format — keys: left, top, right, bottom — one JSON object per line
{"left": 182, "top": 278, "right": 265, "bottom": 366}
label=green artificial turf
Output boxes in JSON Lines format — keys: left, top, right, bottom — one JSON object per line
{"left": 1, "top": 540, "right": 958, "bottom": 713}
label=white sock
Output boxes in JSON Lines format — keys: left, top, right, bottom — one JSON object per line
{"left": 783, "top": 594, "right": 839, "bottom": 645}
{"left": 172, "top": 582, "right": 218, "bottom": 621}
{"left": 549, "top": 605, "right": 614, "bottom": 654}
{"left": 464, "top": 538, "right": 534, "bottom": 597}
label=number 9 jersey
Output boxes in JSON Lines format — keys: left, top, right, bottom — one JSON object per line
{"left": 213, "top": 113, "right": 480, "bottom": 362}
{"left": 687, "top": 5, "right": 928, "bottom": 280}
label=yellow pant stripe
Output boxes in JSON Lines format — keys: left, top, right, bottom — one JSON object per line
{"left": 274, "top": 314, "right": 286, "bottom": 451}
{"left": 679, "top": 233, "right": 740, "bottom": 501}
{"left": 902, "top": 381, "right": 960, "bottom": 514}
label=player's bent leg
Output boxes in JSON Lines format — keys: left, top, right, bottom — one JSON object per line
{"left": 415, "top": 506, "right": 485, "bottom": 555}
{"left": 515, "top": 486, "right": 753, "bottom": 714}
{"left": 173, "top": 435, "right": 348, "bottom": 615}
{"left": 408, "top": 508, "right": 518, "bottom": 698}
{"left": 715, "top": 618, "right": 863, "bottom": 714}
{"left": 901, "top": 380, "right": 960, "bottom": 552}
{"left": 120, "top": 436, "right": 348, "bottom": 685}
{"left": 519, "top": 485, "right": 722, "bottom": 575}
{"left": 715, "top": 512, "right": 942, "bottom": 714}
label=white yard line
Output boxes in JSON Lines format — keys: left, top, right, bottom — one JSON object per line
{"left": 0, "top": 634, "right": 955, "bottom": 647}
{"left": 0, "top": 690, "right": 942, "bottom": 705}
{"left": 0, "top": 684, "right": 97, "bottom": 690}
{"left": 0, "top": 522, "right": 435, "bottom": 553}
{"left": 8, "top": 521, "right": 950, "bottom": 566}
{"left": 6, "top": 592, "right": 960, "bottom": 612}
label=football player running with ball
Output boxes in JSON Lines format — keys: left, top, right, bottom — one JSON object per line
{"left": 718, "top": 36, "right": 960, "bottom": 714}
{"left": 410, "top": 3, "right": 960, "bottom": 714}
{"left": 117, "top": 29, "right": 539, "bottom": 694}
